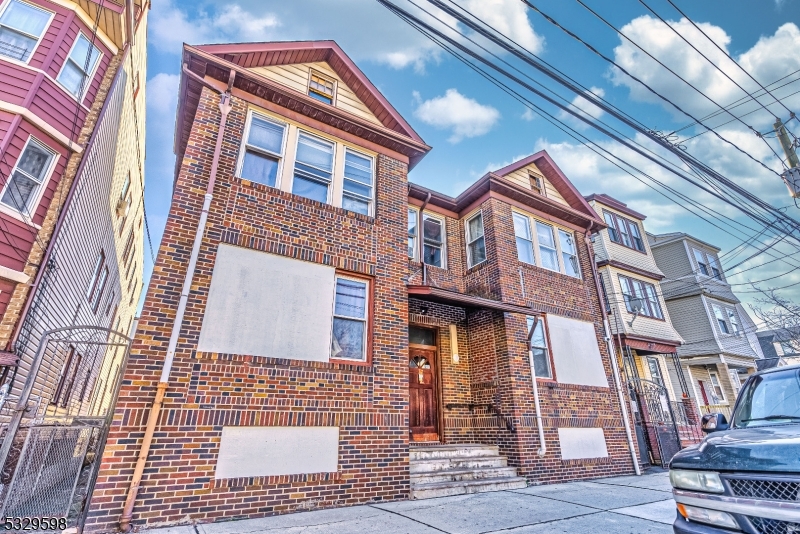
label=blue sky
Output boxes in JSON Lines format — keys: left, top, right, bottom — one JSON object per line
{"left": 142, "top": 0, "right": 800, "bottom": 316}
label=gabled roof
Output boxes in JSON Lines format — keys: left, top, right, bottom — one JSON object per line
{"left": 194, "top": 41, "right": 424, "bottom": 142}
{"left": 647, "top": 232, "right": 721, "bottom": 252}
{"left": 492, "top": 152, "right": 601, "bottom": 222}
{"left": 584, "top": 193, "right": 647, "bottom": 221}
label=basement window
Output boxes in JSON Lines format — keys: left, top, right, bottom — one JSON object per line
{"left": 308, "top": 72, "right": 335, "bottom": 104}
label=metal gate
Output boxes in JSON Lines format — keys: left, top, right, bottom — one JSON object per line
{"left": 0, "top": 326, "right": 130, "bottom": 529}
{"left": 628, "top": 378, "right": 682, "bottom": 468}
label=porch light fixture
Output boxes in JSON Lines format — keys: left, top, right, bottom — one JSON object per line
{"left": 449, "top": 324, "right": 459, "bottom": 364}
{"left": 627, "top": 297, "right": 644, "bottom": 327}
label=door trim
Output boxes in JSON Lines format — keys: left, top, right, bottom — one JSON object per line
{"left": 408, "top": 326, "right": 442, "bottom": 443}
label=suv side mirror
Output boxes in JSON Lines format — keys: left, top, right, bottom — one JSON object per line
{"left": 702, "top": 413, "right": 729, "bottom": 433}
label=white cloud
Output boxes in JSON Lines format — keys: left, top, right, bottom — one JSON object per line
{"left": 610, "top": 17, "right": 800, "bottom": 130}
{"left": 146, "top": 73, "right": 179, "bottom": 116}
{"left": 413, "top": 89, "right": 501, "bottom": 143}
{"left": 557, "top": 86, "right": 607, "bottom": 129}
{"left": 461, "top": 0, "right": 544, "bottom": 54}
{"left": 521, "top": 107, "right": 536, "bottom": 121}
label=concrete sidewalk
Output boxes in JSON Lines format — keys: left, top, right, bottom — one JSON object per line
{"left": 141, "top": 470, "right": 675, "bottom": 534}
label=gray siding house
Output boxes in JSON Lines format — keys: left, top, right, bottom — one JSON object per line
{"left": 648, "top": 232, "right": 764, "bottom": 417}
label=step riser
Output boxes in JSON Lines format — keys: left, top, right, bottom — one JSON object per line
{"left": 411, "top": 478, "right": 527, "bottom": 500}
{"left": 412, "top": 467, "right": 518, "bottom": 484}
{"left": 410, "top": 457, "right": 507, "bottom": 473}
{"left": 410, "top": 446, "right": 499, "bottom": 461}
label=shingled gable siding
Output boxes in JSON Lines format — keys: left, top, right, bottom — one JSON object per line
{"left": 408, "top": 196, "right": 639, "bottom": 482}
{"left": 86, "top": 87, "right": 411, "bottom": 532}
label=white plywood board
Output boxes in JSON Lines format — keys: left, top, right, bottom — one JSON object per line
{"left": 215, "top": 426, "right": 340, "bottom": 479}
{"left": 548, "top": 314, "right": 609, "bottom": 388}
{"left": 558, "top": 427, "right": 609, "bottom": 460}
{"left": 198, "top": 244, "right": 336, "bottom": 361}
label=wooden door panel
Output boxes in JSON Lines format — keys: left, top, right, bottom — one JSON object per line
{"left": 409, "top": 348, "right": 438, "bottom": 439}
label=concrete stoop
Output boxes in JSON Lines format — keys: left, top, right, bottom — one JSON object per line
{"left": 410, "top": 444, "right": 527, "bottom": 499}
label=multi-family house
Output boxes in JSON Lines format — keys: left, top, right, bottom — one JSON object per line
{"left": 88, "top": 40, "right": 640, "bottom": 532}
{"left": 756, "top": 327, "right": 800, "bottom": 368}
{"left": 0, "top": 0, "right": 147, "bottom": 525}
{"left": 585, "top": 194, "right": 697, "bottom": 465}
{"left": 649, "top": 232, "right": 764, "bottom": 418}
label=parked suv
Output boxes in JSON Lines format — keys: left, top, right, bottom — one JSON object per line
{"left": 670, "top": 365, "right": 800, "bottom": 533}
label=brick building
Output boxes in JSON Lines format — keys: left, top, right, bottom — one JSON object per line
{"left": 88, "top": 41, "right": 639, "bottom": 532}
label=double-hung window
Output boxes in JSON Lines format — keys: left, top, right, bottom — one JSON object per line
{"left": 647, "top": 357, "right": 664, "bottom": 387}
{"left": 603, "top": 210, "right": 645, "bottom": 252}
{"left": 558, "top": 229, "right": 579, "bottom": 277}
{"left": 712, "top": 305, "right": 730, "bottom": 334}
{"left": 708, "top": 371, "right": 726, "bottom": 402}
{"left": 239, "top": 114, "right": 286, "bottom": 187}
{"left": 2, "top": 137, "right": 54, "bottom": 214}
{"left": 527, "top": 316, "right": 552, "bottom": 379}
{"left": 292, "top": 132, "right": 334, "bottom": 203}
{"left": 619, "top": 275, "right": 663, "bottom": 319}
{"left": 726, "top": 309, "right": 741, "bottom": 336}
{"left": 342, "top": 149, "right": 374, "bottom": 215}
{"left": 408, "top": 209, "right": 446, "bottom": 268}
{"left": 308, "top": 72, "right": 335, "bottom": 104}
{"left": 708, "top": 255, "right": 723, "bottom": 280}
{"left": 57, "top": 33, "right": 101, "bottom": 98}
{"left": 536, "top": 222, "right": 559, "bottom": 272}
{"left": 693, "top": 248, "right": 710, "bottom": 276}
{"left": 331, "top": 276, "right": 368, "bottom": 361}
{"left": 528, "top": 171, "right": 545, "bottom": 195}
{"left": 466, "top": 212, "right": 486, "bottom": 267}
{"left": 0, "top": 0, "right": 50, "bottom": 62}
{"left": 693, "top": 248, "right": 723, "bottom": 280}
{"left": 513, "top": 213, "right": 534, "bottom": 264}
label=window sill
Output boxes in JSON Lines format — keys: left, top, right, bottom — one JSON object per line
{"left": 517, "top": 260, "right": 582, "bottom": 281}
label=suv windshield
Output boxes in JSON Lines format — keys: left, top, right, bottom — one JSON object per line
{"left": 733, "top": 368, "right": 800, "bottom": 428}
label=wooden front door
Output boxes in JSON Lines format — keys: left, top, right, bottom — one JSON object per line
{"left": 409, "top": 348, "right": 438, "bottom": 441}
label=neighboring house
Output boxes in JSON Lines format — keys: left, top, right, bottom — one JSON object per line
{"left": 89, "top": 41, "right": 640, "bottom": 532}
{"left": 0, "top": 0, "right": 146, "bottom": 390}
{"left": 649, "top": 232, "right": 764, "bottom": 418}
{"left": 585, "top": 194, "right": 696, "bottom": 463}
{"left": 756, "top": 327, "right": 800, "bottom": 368}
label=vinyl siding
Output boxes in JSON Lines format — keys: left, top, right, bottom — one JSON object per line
{"left": 649, "top": 239, "right": 694, "bottom": 281}
{"left": 705, "top": 296, "right": 759, "bottom": 359}
{"left": 502, "top": 162, "right": 568, "bottom": 205}
{"left": 588, "top": 200, "right": 664, "bottom": 275}
{"left": 249, "top": 62, "right": 383, "bottom": 126}
{"left": 0, "top": 62, "right": 36, "bottom": 106}
{"left": 665, "top": 295, "right": 720, "bottom": 357}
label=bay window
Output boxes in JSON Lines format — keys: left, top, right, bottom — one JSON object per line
{"left": 558, "top": 229, "right": 580, "bottom": 278}
{"left": 619, "top": 275, "right": 664, "bottom": 319}
{"left": 513, "top": 211, "right": 581, "bottom": 278}
{"left": 0, "top": 0, "right": 50, "bottom": 62}
{"left": 238, "top": 114, "right": 286, "bottom": 187}
{"left": 513, "top": 213, "right": 534, "bottom": 265}
{"left": 57, "top": 33, "right": 101, "bottom": 98}
{"left": 331, "top": 276, "right": 368, "bottom": 361}
{"left": 408, "top": 209, "right": 446, "bottom": 268}
{"left": 603, "top": 210, "right": 645, "bottom": 252}
{"left": 466, "top": 212, "right": 486, "bottom": 267}
{"left": 536, "top": 222, "right": 559, "bottom": 272}
{"left": 342, "top": 149, "right": 374, "bottom": 215}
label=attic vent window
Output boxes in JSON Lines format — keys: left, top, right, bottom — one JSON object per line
{"left": 528, "top": 171, "right": 545, "bottom": 196}
{"left": 308, "top": 72, "right": 335, "bottom": 105}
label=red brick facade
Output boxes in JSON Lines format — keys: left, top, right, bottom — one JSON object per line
{"left": 87, "top": 42, "right": 640, "bottom": 532}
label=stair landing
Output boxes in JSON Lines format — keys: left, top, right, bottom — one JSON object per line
{"left": 410, "top": 444, "right": 527, "bottom": 499}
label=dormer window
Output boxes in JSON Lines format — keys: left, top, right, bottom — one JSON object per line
{"left": 528, "top": 171, "right": 545, "bottom": 195}
{"left": 308, "top": 72, "right": 335, "bottom": 105}
{"left": 693, "top": 248, "right": 723, "bottom": 280}
{"left": 602, "top": 210, "right": 645, "bottom": 252}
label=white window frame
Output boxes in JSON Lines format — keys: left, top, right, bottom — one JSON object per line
{"left": 513, "top": 212, "right": 535, "bottom": 265}
{"left": 707, "top": 370, "right": 727, "bottom": 403}
{"left": 712, "top": 304, "right": 730, "bottom": 335}
{"left": 408, "top": 207, "right": 447, "bottom": 268}
{"left": 513, "top": 210, "right": 581, "bottom": 279}
{"left": 235, "top": 110, "right": 288, "bottom": 188}
{"left": 693, "top": 247, "right": 723, "bottom": 281}
{"left": 726, "top": 308, "right": 741, "bottom": 336}
{"left": 0, "top": 135, "right": 57, "bottom": 218}
{"left": 465, "top": 211, "right": 486, "bottom": 268}
{"left": 558, "top": 228, "right": 581, "bottom": 278}
{"left": 0, "top": 0, "right": 53, "bottom": 65}
{"left": 330, "top": 274, "right": 369, "bottom": 362}
{"left": 342, "top": 147, "right": 375, "bottom": 216}
{"left": 647, "top": 356, "right": 664, "bottom": 386}
{"left": 526, "top": 316, "right": 552, "bottom": 379}
{"left": 56, "top": 31, "right": 102, "bottom": 100}
{"left": 408, "top": 207, "right": 418, "bottom": 260}
{"left": 291, "top": 130, "right": 336, "bottom": 205}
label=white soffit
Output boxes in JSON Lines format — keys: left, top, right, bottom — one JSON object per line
{"left": 548, "top": 314, "right": 609, "bottom": 388}
{"left": 558, "top": 427, "right": 609, "bottom": 460}
{"left": 197, "top": 244, "right": 336, "bottom": 361}
{"left": 215, "top": 426, "right": 340, "bottom": 479}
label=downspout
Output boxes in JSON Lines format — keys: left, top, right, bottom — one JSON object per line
{"left": 118, "top": 69, "right": 235, "bottom": 531}
{"left": 526, "top": 315, "right": 546, "bottom": 457}
{"left": 584, "top": 224, "right": 641, "bottom": 476}
{"left": 418, "top": 192, "right": 431, "bottom": 285}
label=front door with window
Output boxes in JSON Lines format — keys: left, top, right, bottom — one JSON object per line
{"left": 409, "top": 348, "right": 438, "bottom": 441}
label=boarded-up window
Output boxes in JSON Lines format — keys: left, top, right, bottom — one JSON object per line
{"left": 547, "top": 315, "right": 608, "bottom": 388}
{"left": 558, "top": 428, "right": 609, "bottom": 460}
{"left": 197, "top": 244, "right": 336, "bottom": 361}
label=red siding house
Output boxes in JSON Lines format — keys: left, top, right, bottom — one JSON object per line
{"left": 89, "top": 41, "right": 641, "bottom": 532}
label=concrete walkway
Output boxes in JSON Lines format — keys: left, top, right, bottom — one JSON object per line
{"left": 141, "top": 470, "right": 675, "bottom": 534}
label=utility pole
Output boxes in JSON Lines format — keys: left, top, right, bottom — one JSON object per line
{"left": 774, "top": 118, "right": 800, "bottom": 198}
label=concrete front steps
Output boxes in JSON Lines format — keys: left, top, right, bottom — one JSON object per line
{"left": 410, "top": 444, "right": 527, "bottom": 499}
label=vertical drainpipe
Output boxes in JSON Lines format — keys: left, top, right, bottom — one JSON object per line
{"left": 584, "top": 224, "right": 641, "bottom": 476}
{"left": 118, "top": 69, "right": 236, "bottom": 531}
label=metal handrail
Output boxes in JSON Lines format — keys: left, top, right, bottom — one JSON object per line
{"left": 445, "top": 402, "right": 516, "bottom": 432}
